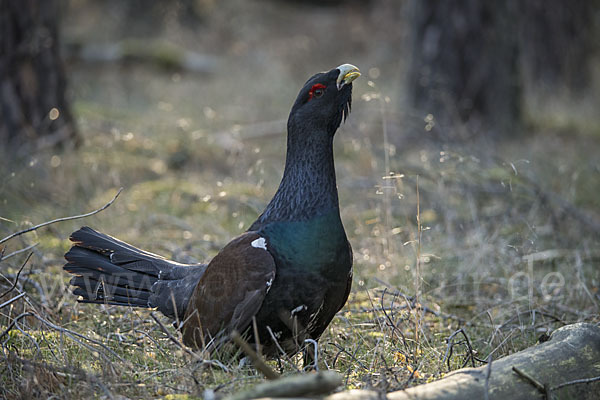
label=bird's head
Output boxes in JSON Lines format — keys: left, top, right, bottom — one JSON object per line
{"left": 288, "top": 64, "right": 360, "bottom": 138}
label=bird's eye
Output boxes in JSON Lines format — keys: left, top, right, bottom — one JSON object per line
{"left": 308, "top": 83, "right": 327, "bottom": 101}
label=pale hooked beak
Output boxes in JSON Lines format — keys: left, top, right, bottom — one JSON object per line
{"left": 336, "top": 64, "right": 361, "bottom": 90}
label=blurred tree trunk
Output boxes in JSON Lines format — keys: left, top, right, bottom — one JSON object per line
{"left": 406, "top": 0, "right": 521, "bottom": 139}
{"left": 0, "top": 0, "right": 77, "bottom": 149}
{"left": 406, "top": 0, "right": 600, "bottom": 139}
{"left": 521, "top": 0, "right": 600, "bottom": 94}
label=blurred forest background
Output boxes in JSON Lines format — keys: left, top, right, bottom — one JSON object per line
{"left": 1, "top": 0, "right": 599, "bottom": 398}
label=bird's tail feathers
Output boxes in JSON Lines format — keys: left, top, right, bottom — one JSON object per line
{"left": 64, "top": 226, "right": 206, "bottom": 319}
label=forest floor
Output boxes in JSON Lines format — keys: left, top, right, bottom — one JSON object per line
{"left": 1, "top": 1, "right": 599, "bottom": 398}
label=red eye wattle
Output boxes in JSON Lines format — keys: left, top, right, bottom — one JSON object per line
{"left": 308, "top": 83, "right": 326, "bottom": 101}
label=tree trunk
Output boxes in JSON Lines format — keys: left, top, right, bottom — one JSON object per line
{"left": 0, "top": 0, "right": 77, "bottom": 149}
{"left": 406, "top": 0, "right": 521, "bottom": 139}
{"left": 520, "top": 0, "right": 600, "bottom": 94}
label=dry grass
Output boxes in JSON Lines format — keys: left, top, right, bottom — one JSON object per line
{"left": 1, "top": 1, "right": 599, "bottom": 398}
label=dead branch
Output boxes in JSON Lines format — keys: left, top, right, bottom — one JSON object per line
{"left": 0, "top": 188, "right": 122, "bottom": 245}
{"left": 552, "top": 375, "right": 600, "bottom": 391}
{"left": 512, "top": 366, "right": 549, "bottom": 398}
{"left": 150, "top": 312, "right": 190, "bottom": 352}
{"left": 443, "top": 328, "right": 477, "bottom": 370}
{"left": 226, "top": 370, "right": 342, "bottom": 400}
{"left": 0, "top": 252, "right": 32, "bottom": 299}
{"left": 0, "top": 312, "right": 35, "bottom": 342}
{"left": 0, "top": 242, "right": 38, "bottom": 262}
{"left": 0, "top": 292, "right": 26, "bottom": 309}
{"left": 231, "top": 330, "right": 279, "bottom": 380}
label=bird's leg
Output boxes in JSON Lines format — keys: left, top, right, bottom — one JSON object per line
{"left": 276, "top": 355, "right": 283, "bottom": 373}
{"left": 302, "top": 338, "right": 319, "bottom": 371}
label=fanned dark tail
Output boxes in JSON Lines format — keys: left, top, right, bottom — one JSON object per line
{"left": 64, "top": 226, "right": 206, "bottom": 320}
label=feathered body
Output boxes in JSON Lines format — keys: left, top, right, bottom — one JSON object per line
{"left": 64, "top": 64, "right": 360, "bottom": 357}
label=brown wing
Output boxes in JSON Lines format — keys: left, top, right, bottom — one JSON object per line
{"left": 181, "top": 232, "right": 275, "bottom": 350}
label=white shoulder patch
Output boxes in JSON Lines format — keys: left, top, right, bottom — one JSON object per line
{"left": 251, "top": 237, "right": 267, "bottom": 250}
{"left": 291, "top": 304, "right": 307, "bottom": 315}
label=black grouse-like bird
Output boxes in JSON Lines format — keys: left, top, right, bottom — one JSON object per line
{"left": 64, "top": 63, "right": 360, "bottom": 357}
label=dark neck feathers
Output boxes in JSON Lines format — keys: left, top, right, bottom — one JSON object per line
{"left": 253, "top": 124, "right": 339, "bottom": 226}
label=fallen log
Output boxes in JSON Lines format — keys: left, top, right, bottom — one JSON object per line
{"left": 64, "top": 39, "right": 218, "bottom": 73}
{"left": 226, "top": 370, "right": 342, "bottom": 400}
{"left": 327, "top": 322, "right": 600, "bottom": 400}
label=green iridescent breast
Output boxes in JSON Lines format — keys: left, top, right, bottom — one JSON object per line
{"left": 260, "top": 210, "right": 350, "bottom": 272}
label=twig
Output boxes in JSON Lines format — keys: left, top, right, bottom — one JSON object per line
{"left": 415, "top": 175, "right": 421, "bottom": 347}
{"left": 231, "top": 330, "right": 279, "bottom": 380}
{"left": 512, "top": 366, "right": 549, "bottom": 399}
{"left": 551, "top": 375, "right": 600, "bottom": 391}
{"left": 497, "top": 309, "right": 566, "bottom": 331}
{"left": 0, "top": 312, "right": 34, "bottom": 342}
{"left": 252, "top": 316, "right": 261, "bottom": 356}
{"left": 0, "top": 188, "right": 123, "bottom": 245}
{"left": 328, "top": 342, "right": 368, "bottom": 370}
{"left": 15, "top": 277, "right": 48, "bottom": 307}
{"left": 0, "top": 311, "right": 124, "bottom": 364}
{"left": 443, "top": 328, "right": 477, "bottom": 370}
{"left": 150, "top": 312, "right": 189, "bottom": 351}
{"left": 7, "top": 351, "right": 115, "bottom": 399}
{"left": 484, "top": 328, "right": 517, "bottom": 361}
{"left": 0, "top": 242, "right": 38, "bottom": 261}
{"left": 0, "top": 252, "right": 32, "bottom": 299}
{"left": 133, "top": 329, "right": 170, "bottom": 358}
{"left": 265, "top": 325, "right": 299, "bottom": 372}
{"left": 33, "top": 312, "right": 124, "bottom": 361}
{"left": 484, "top": 355, "right": 492, "bottom": 400}
{"left": 0, "top": 292, "right": 26, "bottom": 309}
{"left": 372, "top": 281, "right": 465, "bottom": 322}
{"left": 13, "top": 322, "right": 43, "bottom": 357}
{"left": 149, "top": 312, "right": 229, "bottom": 371}
{"left": 379, "top": 288, "right": 410, "bottom": 350}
